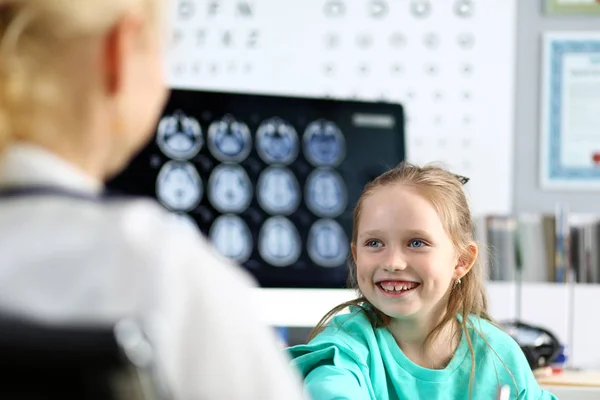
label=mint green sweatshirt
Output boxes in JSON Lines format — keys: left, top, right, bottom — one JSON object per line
{"left": 287, "top": 307, "right": 559, "bottom": 400}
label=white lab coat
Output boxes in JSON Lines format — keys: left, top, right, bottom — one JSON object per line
{"left": 0, "top": 144, "right": 305, "bottom": 400}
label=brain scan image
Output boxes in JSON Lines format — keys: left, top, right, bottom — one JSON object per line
{"left": 207, "top": 163, "right": 253, "bottom": 213}
{"left": 207, "top": 116, "right": 252, "bottom": 162}
{"left": 305, "top": 168, "right": 347, "bottom": 217}
{"left": 255, "top": 117, "right": 299, "bottom": 165}
{"left": 156, "top": 160, "right": 203, "bottom": 212}
{"left": 156, "top": 110, "right": 203, "bottom": 160}
{"left": 307, "top": 219, "right": 349, "bottom": 268}
{"left": 257, "top": 166, "right": 301, "bottom": 215}
{"left": 209, "top": 214, "right": 253, "bottom": 263}
{"left": 258, "top": 216, "right": 302, "bottom": 267}
{"left": 303, "top": 119, "right": 346, "bottom": 167}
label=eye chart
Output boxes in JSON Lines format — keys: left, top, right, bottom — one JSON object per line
{"left": 165, "top": 0, "right": 517, "bottom": 215}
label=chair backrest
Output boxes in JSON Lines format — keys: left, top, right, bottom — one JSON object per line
{"left": 499, "top": 319, "right": 562, "bottom": 370}
{"left": 0, "top": 314, "right": 164, "bottom": 400}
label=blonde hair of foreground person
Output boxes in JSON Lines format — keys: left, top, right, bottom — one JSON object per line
{"left": 0, "top": 0, "right": 167, "bottom": 179}
{"left": 0, "top": 2, "right": 306, "bottom": 399}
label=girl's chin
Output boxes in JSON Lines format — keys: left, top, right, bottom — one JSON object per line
{"left": 377, "top": 304, "right": 422, "bottom": 320}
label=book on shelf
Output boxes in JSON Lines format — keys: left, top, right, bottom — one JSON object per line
{"left": 473, "top": 212, "right": 600, "bottom": 284}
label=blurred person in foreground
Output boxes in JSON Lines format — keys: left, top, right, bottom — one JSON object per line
{"left": 0, "top": 1, "right": 305, "bottom": 398}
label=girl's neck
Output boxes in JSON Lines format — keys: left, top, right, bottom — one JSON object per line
{"left": 388, "top": 312, "right": 461, "bottom": 370}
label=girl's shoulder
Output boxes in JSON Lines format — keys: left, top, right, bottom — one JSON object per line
{"left": 311, "top": 305, "right": 377, "bottom": 346}
{"left": 287, "top": 306, "right": 378, "bottom": 371}
{"left": 465, "top": 315, "right": 553, "bottom": 398}
{"left": 466, "top": 315, "right": 527, "bottom": 363}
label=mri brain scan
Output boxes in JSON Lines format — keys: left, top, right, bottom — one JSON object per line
{"left": 303, "top": 119, "right": 346, "bottom": 167}
{"left": 307, "top": 219, "right": 349, "bottom": 268}
{"left": 207, "top": 163, "right": 253, "bottom": 213}
{"left": 209, "top": 214, "right": 253, "bottom": 263}
{"left": 156, "top": 110, "right": 203, "bottom": 160}
{"left": 258, "top": 216, "right": 302, "bottom": 267}
{"left": 207, "top": 116, "right": 253, "bottom": 162}
{"left": 156, "top": 160, "right": 203, "bottom": 212}
{"left": 255, "top": 117, "right": 299, "bottom": 165}
{"left": 305, "top": 168, "right": 347, "bottom": 217}
{"left": 256, "top": 166, "right": 301, "bottom": 215}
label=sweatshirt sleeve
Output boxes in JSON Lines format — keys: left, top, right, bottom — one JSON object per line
{"left": 304, "top": 365, "right": 371, "bottom": 400}
{"left": 288, "top": 340, "right": 372, "bottom": 400}
{"left": 494, "top": 332, "right": 560, "bottom": 400}
{"left": 517, "top": 370, "right": 560, "bottom": 400}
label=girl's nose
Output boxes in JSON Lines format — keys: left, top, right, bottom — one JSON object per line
{"left": 383, "top": 248, "right": 408, "bottom": 271}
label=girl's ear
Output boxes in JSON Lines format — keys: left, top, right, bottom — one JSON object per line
{"left": 455, "top": 242, "right": 477, "bottom": 279}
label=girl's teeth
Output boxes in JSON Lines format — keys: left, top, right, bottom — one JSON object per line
{"left": 380, "top": 283, "right": 417, "bottom": 292}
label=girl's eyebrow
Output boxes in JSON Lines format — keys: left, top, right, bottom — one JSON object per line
{"left": 403, "top": 229, "right": 431, "bottom": 238}
{"left": 358, "top": 229, "right": 431, "bottom": 238}
{"left": 358, "top": 229, "right": 385, "bottom": 238}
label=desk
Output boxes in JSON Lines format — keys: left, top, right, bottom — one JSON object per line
{"left": 539, "top": 371, "right": 600, "bottom": 400}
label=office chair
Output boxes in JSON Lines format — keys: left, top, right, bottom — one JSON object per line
{"left": 0, "top": 313, "right": 166, "bottom": 400}
{"left": 500, "top": 320, "right": 562, "bottom": 370}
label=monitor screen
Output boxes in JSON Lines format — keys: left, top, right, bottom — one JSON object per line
{"left": 107, "top": 89, "right": 405, "bottom": 288}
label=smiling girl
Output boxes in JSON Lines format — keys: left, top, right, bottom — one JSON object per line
{"left": 287, "top": 163, "right": 557, "bottom": 400}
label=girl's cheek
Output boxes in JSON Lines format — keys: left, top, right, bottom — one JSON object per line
{"left": 355, "top": 265, "right": 370, "bottom": 285}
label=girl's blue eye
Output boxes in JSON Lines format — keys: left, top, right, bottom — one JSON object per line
{"left": 409, "top": 239, "right": 425, "bottom": 248}
{"left": 366, "top": 240, "right": 382, "bottom": 248}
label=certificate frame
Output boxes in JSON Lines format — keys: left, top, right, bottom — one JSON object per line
{"left": 544, "top": 0, "right": 600, "bottom": 16}
{"left": 540, "top": 32, "right": 600, "bottom": 190}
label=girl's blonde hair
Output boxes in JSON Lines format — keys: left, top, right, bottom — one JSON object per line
{"left": 309, "top": 162, "right": 513, "bottom": 397}
{"left": 0, "top": 0, "right": 164, "bottom": 152}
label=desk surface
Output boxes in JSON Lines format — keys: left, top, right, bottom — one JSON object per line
{"left": 538, "top": 371, "right": 600, "bottom": 388}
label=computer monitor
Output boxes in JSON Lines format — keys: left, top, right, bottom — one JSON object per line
{"left": 107, "top": 89, "right": 405, "bottom": 288}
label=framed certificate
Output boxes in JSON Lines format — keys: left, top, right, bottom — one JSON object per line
{"left": 544, "top": 0, "right": 600, "bottom": 15}
{"left": 540, "top": 32, "right": 600, "bottom": 190}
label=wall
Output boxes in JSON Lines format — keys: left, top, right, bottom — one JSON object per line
{"left": 514, "top": 0, "right": 600, "bottom": 213}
